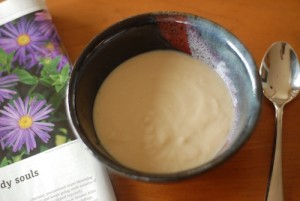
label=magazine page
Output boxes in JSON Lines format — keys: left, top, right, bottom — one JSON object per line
{"left": 0, "top": 0, "right": 117, "bottom": 200}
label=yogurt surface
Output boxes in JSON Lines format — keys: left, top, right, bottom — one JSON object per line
{"left": 93, "top": 50, "right": 234, "bottom": 173}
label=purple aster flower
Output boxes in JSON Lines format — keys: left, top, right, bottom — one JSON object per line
{"left": 40, "top": 41, "right": 71, "bottom": 71}
{"left": 35, "top": 11, "right": 58, "bottom": 39}
{"left": 0, "top": 17, "right": 48, "bottom": 69}
{"left": 0, "top": 96, "right": 54, "bottom": 153}
{"left": 0, "top": 74, "right": 18, "bottom": 103}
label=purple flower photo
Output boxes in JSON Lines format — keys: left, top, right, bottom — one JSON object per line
{"left": 0, "top": 74, "right": 18, "bottom": 103}
{"left": 34, "top": 11, "right": 58, "bottom": 38}
{"left": 0, "top": 10, "right": 74, "bottom": 167}
{"left": 0, "top": 97, "right": 54, "bottom": 153}
{"left": 0, "top": 17, "right": 48, "bottom": 68}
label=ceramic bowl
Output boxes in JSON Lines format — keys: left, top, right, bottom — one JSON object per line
{"left": 66, "top": 12, "right": 262, "bottom": 182}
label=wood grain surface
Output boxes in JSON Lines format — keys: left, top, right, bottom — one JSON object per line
{"left": 46, "top": 0, "right": 300, "bottom": 200}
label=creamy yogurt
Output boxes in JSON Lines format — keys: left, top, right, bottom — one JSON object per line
{"left": 93, "top": 50, "right": 234, "bottom": 173}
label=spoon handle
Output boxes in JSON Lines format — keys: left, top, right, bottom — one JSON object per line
{"left": 266, "top": 105, "right": 284, "bottom": 201}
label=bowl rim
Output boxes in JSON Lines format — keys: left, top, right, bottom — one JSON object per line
{"left": 66, "top": 11, "right": 262, "bottom": 182}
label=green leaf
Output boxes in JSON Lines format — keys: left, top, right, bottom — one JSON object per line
{"left": 39, "top": 57, "right": 70, "bottom": 92}
{"left": 12, "top": 152, "right": 25, "bottom": 163}
{"left": 40, "top": 77, "right": 53, "bottom": 86}
{"left": 57, "top": 66, "right": 70, "bottom": 92}
{"left": 29, "top": 93, "right": 45, "bottom": 100}
{"left": 39, "top": 145, "right": 49, "bottom": 152}
{"left": 12, "top": 68, "right": 39, "bottom": 85}
{"left": 40, "top": 57, "right": 59, "bottom": 87}
{"left": 0, "top": 48, "right": 15, "bottom": 73}
{"left": 0, "top": 157, "right": 11, "bottom": 167}
{"left": 40, "top": 57, "right": 60, "bottom": 76}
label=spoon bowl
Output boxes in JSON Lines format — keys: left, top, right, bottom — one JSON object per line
{"left": 260, "top": 42, "right": 300, "bottom": 106}
{"left": 260, "top": 41, "right": 300, "bottom": 201}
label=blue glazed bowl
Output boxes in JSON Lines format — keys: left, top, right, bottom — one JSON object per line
{"left": 67, "top": 12, "right": 262, "bottom": 182}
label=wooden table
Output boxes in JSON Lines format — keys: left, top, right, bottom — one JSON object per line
{"left": 46, "top": 0, "right": 300, "bottom": 200}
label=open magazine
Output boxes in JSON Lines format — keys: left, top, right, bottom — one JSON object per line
{"left": 0, "top": 0, "right": 117, "bottom": 200}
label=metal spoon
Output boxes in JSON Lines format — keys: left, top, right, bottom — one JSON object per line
{"left": 259, "top": 41, "right": 300, "bottom": 201}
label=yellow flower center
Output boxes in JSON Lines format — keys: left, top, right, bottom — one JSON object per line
{"left": 45, "top": 42, "right": 55, "bottom": 51}
{"left": 19, "top": 116, "right": 33, "bottom": 129}
{"left": 17, "top": 34, "right": 31, "bottom": 46}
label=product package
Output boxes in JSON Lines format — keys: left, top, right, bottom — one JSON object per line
{"left": 0, "top": 0, "right": 116, "bottom": 200}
